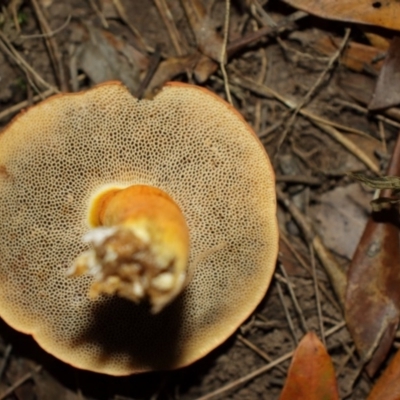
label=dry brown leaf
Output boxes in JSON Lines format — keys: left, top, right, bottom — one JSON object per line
{"left": 345, "top": 134, "right": 400, "bottom": 376}
{"left": 181, "top": 0, "right": 223, "bottom": 62}
{"left": 313, "top": 36, "right": 385, "bottom": 73}
{"left": 278, "top": 237, "right": 306, "bottom": 276}
{"left": 369, "top": 36, "right": 400, "bottom": 110}
{"left": 365, "top": 32, "right": 390, "bottom": 50}
{"left": 279, "top": 332, "right": 339, "bottom": 400}
{"left": 367, "top": 348, "right": 400, "bottom": 400}
{"left": 310, "top": 184, "right": 370, "bottom": 260}
{"left": 146, "top": 53, "right": 200, "bottom": 96}
{"left": 75, "top": 25, "right": 141, "bottom": 92}
{"left": 282, "top": 0, "right": 400, "bottom": 31}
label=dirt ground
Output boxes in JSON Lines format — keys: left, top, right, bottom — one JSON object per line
{"left": 0, "top": 0, "right": 397, "bottom": 399}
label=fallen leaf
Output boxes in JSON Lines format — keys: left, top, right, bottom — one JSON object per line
{"left": 278, "top": 236, "right": 307, "bottom": 276}
{"left": 75, "top": 25, "right": 141, "bottom": 92}
{"left": 279, "top": 332, "right": 339, "bottom": 400}
{"left": 313, "top": 36, "right": 385, "bottom": 73}
{"left": 368, "top": 348, "right": 400, "bottom": 400}
{"left": 364, "top": 32, "right": 390, "bottom": 50}
{"left": 310, "top": 183, "right": 370, "bottom": 260}
{"left": 369, "top": 36, "right": 400, "bottom": 110}
{"left": 181, "top": 0, "right": 223, "bottom": 62}
{"left": 282, "top": 0, "right": 400, "bottom": 31}
{"left": 345, "top": 134, "right": 400, "bottom": 376}
{"left": 146, "top": 53, "right": 200, "bottom": 96}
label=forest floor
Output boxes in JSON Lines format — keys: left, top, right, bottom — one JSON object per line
{"left": 0, "top": 0, "right": 397, "bottom": 399}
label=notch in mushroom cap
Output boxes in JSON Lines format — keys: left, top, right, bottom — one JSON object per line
{"left": 0, "top": 81, "right": 278, "bottom": 375}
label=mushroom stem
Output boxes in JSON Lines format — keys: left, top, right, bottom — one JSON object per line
{"left": 70, "top": 185, "right": 190, "bottom": 313}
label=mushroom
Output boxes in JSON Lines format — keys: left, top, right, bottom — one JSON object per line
{"left": 0, "top": 81, "right": 278, "bottom": 375}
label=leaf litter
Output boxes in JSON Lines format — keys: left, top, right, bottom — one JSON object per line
{"left": 1, "top": 0, "right": 400, "bottom": 399}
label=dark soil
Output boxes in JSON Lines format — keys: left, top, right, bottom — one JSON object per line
{"left": 0, "top": 0, "right": 397, "bottom": 399}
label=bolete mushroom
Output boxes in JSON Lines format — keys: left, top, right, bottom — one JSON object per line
{"left": 0, "top": 81, "right": 278, "bottom": 375}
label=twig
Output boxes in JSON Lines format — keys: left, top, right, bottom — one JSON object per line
{"left": 135, "top": 46, "right": 162, "bottom": 98}
{"left": 153, "top": 0, "right": 184, "bottom": 56}
{"left": 0, "top": 74, "right": 85, "bottom": 122}
{"left": 230, "top": 74, "right": 380, "bottom": 174}
{"left": 0, "top": 365, "right": 42, "bottom": 400}
{"left": 279, "top": 263, "right": 308, "bottom": 333}
{"left": 378, "top": 119, "right": 387, "bottom": 154}
{"left": 310, "top": 244, "right": 325, "bottom": 346}
{"left": 279, "top": 232, "right": 342, "bottom": 313}
{"left": 0, "top": 345, "right": 12, "bottom": 380}
{"left": 30, "top": 0, "right": 68, "bottom": 92}
{"left": 253, "top": 37, "right": 268, "bottom": 132}
{"left": 196, "top": 321, "right": 346, "bottom": 400}
{"left": 250, "top": 0, "right": 277, "bottom": 27}
{"left": 276, "top": 28, "right": 351, "bottom": 151}
{"left": 220, "top": 0, "right": 232, "bottom": 104}
{"left": 277, "top": 188, "right": 347, "bottom": 310}
{"left": 9, "top": 0, "right": 22, "bottom": 33}
{"left": 334, "top": 98, "right": 400, "bottom": 129}
{"left": 0, "top": 30, "right": 58, "bottom": 94}
{"left": 335, "top": 344, "right": 356, "bottom": 377}
{"left": 227, "top": 11, "right": 307, "bottom": 56}
{"left": 21, "top": 14, "right": 71, "bottom": 39}
{"left": 276, "top": 279, "right": 298, "bottom": 344}
{"left": 237, "top": 334, "right": 286, "bottom": 375}
{"left": 112, "top": 0, "right": 152, "bottom": 53}
{"left": 276, "top": 175, "right": 322, "bottom": 185}
{"left": 87, "top": 0, "right": 109, "bottom": 28}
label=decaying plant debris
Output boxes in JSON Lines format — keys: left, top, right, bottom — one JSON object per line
{"left": 1, "top": 0, "right": 400, "bottom": 399}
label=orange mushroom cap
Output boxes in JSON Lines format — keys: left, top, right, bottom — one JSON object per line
{"left": 0, "top": 81, "right": 278, "bottom": 375}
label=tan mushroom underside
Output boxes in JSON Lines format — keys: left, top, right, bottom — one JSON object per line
{"left": 0, "top": 82, "right": 278, "bottom": 375}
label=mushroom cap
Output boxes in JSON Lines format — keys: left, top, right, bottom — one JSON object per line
{"left": 0, "top": 81, "right": 278, "bottom": 375}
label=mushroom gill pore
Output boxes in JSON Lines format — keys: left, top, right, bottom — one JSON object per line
{"left": 0, "top": 81, "right": 278, "bottom": 375}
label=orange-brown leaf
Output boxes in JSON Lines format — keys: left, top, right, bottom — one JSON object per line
{"left": 345, "top": 134, "right": 400, "bottom": 376}
{"left": 279, "top": 332, "right": 339, "bottom": 400}
{"left": 368, "top": 349, "right": 400, "bottom": 400}
{"left": 282, "top": 0, "right": 400, "bottom": 31}
{"left": 313, "top": 36, "right": 385, "bottom": 73}
{"left": 369, "top": 36, "right": 400, "bottom": 110}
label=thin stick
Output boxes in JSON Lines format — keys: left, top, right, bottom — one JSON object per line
{"left": 30, "top": 0, "right": 68, "bottom": 92}
{"left": 237, "top": 334, "right": 286, "bottom": 375}
{"left": 112, "top": 0, "right": 152, "bottom": 53}
{"left": 310, "top": 244, "right": 325, "bottom": 346}
{"left": 227, "top": 11, "right": 307, "bottom": 56}
{"left": 334, "top": 98, "right": 400, "bottom": 129}
{"left": 0, "top": 30, "right": 58, "bottom": 94}
{"left": 153, "top": 0, "right": 184, "bottom": 56}
{"left": 21, "top": 14, "right": 71, "bottom": 39}
{"left": 335, "top": 344, "right": 356, "bottom": 377}
{"left": 230, "top": 74, "right": 380, "bottom": 174}
{"left": 276, "top": 279, "right": 298, "bottom": 344}
{"left": 279, "top": 263, "right": 308, "bottom": 332}
{"left": 135, "top": 46, "right": 162, "bottom": 99}
{"left": 196, "top": 321, "right": 346, "bottom": 400}
{"left": 0, "top": 345, "right": 12, "bottom": 380}
{"left": 220, "top": 0, "right": 232, "bottom": 104}
{"left": 0, "top": 74, "right": 86, "bottom": 122}
{"left": 276, "top": 28, "right": 351, "bottom": 151}
{"left": 276, "top": 175, "right": 322, "bottom": 185}
{"left": 0, "top": 365, "right": 42, "bottom": 400}
{"left": 277, "top": 188, "right": 347, "bottom": 310}
{"left": 254, "top": 46, "right": 268, "bottom": 132}
{"left": 87, "top": 0, "right": 109, "bottom": 28}
{"left": 279, "top": 232, "right": 342, "bottom": 313}
{"left": 378, "top": 119, "right": 387, "bottom": 154}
